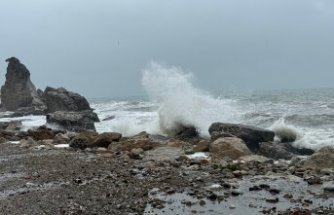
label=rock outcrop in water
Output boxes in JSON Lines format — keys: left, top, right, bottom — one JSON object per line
{"left": 43, "top": 87, "right": 91, "bottom": 113}
{"left": 0, "top": 57, "right": 99, "bottom": 131}
{"left": 0, "top": 57, "right": 46, "bottom": 113}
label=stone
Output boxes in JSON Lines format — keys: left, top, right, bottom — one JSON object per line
{"left": 69, "top": 131, "right": 99, "bottom": 149}
{"left": 53, "top": 133, "right": 70, "bottom": 144}
{"left": 193, "top": 140, "right": 210, "bottom": 152}
{"left": 0, "top": 121, "right": 22, "bottom": 131}
{"left": 27, "top": 126, "right": 55, "bottom": 141}
{"left": 210, "top": 137, "right": 253, "bottom": 161}
{"left": 258, "top": 142, "right": 293, "bottom": 160}
{"left": 93, "top": 132, "right": 122, "bottom": 147}
{"left": 129, "top": 148, "right": 144, "bottom": 159}
{"left": 303, "top": 146, "right": 334, "bottom": 169}
{"left": 0, "top": 137, "right": 7, "bottom": 143}
{"left": 43, "top": 86, "right": 91, "bottom": 113}
{"left": 209, "top": 122, "right": 275, "bottom": 150}
{"left": 144, "top": 146, "right": 184, "bottom": 162}
{"left": 110, "top": 137, "right": 158, "bottom": 152}
{"left": 0, "top": 57, "right": 46, "bottom": 113}
{"left": 46, "top": 110, "right": 99, "bottom": 132}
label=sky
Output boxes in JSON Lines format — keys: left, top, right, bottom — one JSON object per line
{"left": 0, "top": 0, "right": 334, "bottom": 98}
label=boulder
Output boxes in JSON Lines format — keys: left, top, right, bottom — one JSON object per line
{"left": 144, "top": 146, "right": 185, "bottom": 162}
{"left": 43, "top": 86, "right": 91, "bottom": 113}
{"left": 258, "top": 142, "right": 293, "bottom": 160}
{"left": 69, "top": 131, "right": 99, "bottom": 149}
{"left": 210, "top": 137, "right": 253, "bottom": 161}
{"left": 46, "top": 110, "right": 99, "bottom": 132}
{"left": 93, "top": 132, "right": 122, "bottom": 148}
{"left": 0, "top": 121, "right": 22, "bottom": 131}
{"left": 303, "top": 146, "right": 334, "bottom": 169}
{"left": 209, "top": 122, "right": 275, "bottom": 150}
{"left": 27, "top": 126, "right": 56, "bottom": 141}
{"left": 193, "top": 140, "right": 210, "bottom": 152}
{"left": 0, "top": 57, "right": 46, "bottom": 113}
{"left": 108, "top": 136, "right": 159, "bottom": 153}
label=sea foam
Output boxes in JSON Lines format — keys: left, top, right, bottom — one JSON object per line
{"left": 142, "top": 62, "right": 238, "bottom": 137}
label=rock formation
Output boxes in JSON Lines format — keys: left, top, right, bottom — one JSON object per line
{"left": 43, "top": 87, "right": 91, "bottom": 113}
{"left": 1, "top": 57, "right": 46, "bottom": 113}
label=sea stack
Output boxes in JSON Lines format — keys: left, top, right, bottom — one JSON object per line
{"left": 0, "top": 57, "right": 46, "bottom": 113}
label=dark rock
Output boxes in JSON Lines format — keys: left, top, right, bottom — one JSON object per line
{"left": 93, "top": 132, "right": 122, "bottom": 147}
{"left": 69, "top": 131, "right": 99, "bottom": 149}
{"left": 209, "top": 122, "right": 275, "bottom": 151}
{"left": 258, "top": 142, "right": 293, "bottom": 160}
{"left": 43, "top": 87, "right": 91, "bottom": 113}
{"left": 102, "top": 115, "right": 115, "bottom": 121}
{"left": 0, "top": 121, "right": 22, "bottom": 131}
{"left": 1, "top": 57, "right": 46, "bottom": 113}
{"left": 27, "top": 125, "right": 55, "bottom": 141}
{"left": 46, "top": 110, "right": 99, "bottom": 132}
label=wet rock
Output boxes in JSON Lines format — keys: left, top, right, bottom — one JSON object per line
{"left": 192, "top": 140, "right": 210, "bottom": 152}
{"left": 69, "top": 131, "right": 99, "bottom": 149}
{"left": 102, "top": 115, "right": 115, "bottom": 121}
{"left": 305, "top": 176, "right": 322, "bottom": 185}
{"left": 265, "top": 197, "right": 279, "bottom": 203}
{"left": 43, "top": 86, "right": 91, "bottom": 113}
{"left": 258, "top": 142, "right": 293, "bottom": 160}
{"left": 303, "top": 146, "right": 334, "bottom": 169}
{"left": 209, "top": 122, "right": 275, "bottom": 150}
{"left": 210, "top": 137, "right": 252, "bottom": 161}
{"left": 93, "top": 132, "right": 122, "bottom": 147}
{"left": 1, "top": 57, "right": 46, "bottom": 113}
{"left": 47, "top": 110, "right": 99, "bottom": 132}
{"left": 323, "top": 184, "right": 334, "bottom": 193}
{"left": 28, "top": 126, "right": 56, "bottom": 141}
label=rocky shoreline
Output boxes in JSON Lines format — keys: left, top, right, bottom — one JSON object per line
{"left": 0, "top": 58, "right": 333, "bottom": 214}
{"left": 0, "top": 122, "right": 333, "bottom": 215}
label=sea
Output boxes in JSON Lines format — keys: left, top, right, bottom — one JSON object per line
{"left": 1, "top": 63, "right": 334, "bottom": 150}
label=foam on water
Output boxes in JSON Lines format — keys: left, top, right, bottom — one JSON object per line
{"left": 0, "top": 115, "right": 46, "bottom": 131}
{"left": 142, "top": 62, "right": 239, "bottom": 137}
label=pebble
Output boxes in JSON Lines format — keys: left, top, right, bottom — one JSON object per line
{"left": 266, "top": 197, "right": 279, "bottom": 203}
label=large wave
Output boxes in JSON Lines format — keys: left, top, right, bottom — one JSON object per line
{"left": 142, "top": 62, "right": 238, "bottom": 137}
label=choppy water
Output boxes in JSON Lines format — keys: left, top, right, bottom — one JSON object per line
{"left": 90, "top": 88, "right": 334, "bottom": 150}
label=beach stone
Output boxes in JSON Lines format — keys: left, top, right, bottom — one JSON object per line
{"left": 303, "top": 146, "right": 334, "bottom": 169}
{"left": 210, "top": 137, "right": 253, "bottom": 161}
{"left": 0, "top": 57, "right": 46, "bottom": 113}
{"left": 192, "top": 140, "right": 210, "bottom": 152}
{"left": 258, "top": 142, "right": 293, "bottom": 160}
{"left": 209, "top": 122, "right": 275, "bottom": 150}
{"left": 238, "top": 155, "right": 270, "bottom": 163}
{"left": 69, "top": 131, "right": 99, "bottom": 149}
{"left": 53, "top": 133, "right": 70, "bottom": 144}
{"left": 93, "top": 132, "right": 122, "bottom": 147}
{"left": 0, "top": 137, "right": 7, "bottom": 143}
{"left": 144, "top": 146, "right": 184, "bottom": 162}
{"left": 43, "top": 86, "right": 91, "bottom": 113}
{"left": 46, "top": 110, "right": 99, "bottom": 132}
{"left": 28, "top": 126, "right": 55, "bottom": 141}
{"left": 110, "top": 137, "right": 158, "bottom": 152}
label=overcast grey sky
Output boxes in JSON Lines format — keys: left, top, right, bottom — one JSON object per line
{"left": 1, "top": 0, "right": 333, "bottom": 98}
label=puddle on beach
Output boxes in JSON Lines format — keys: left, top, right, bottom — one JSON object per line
{"left": 144, "top": 175, "right": 334, "bottom": 215}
